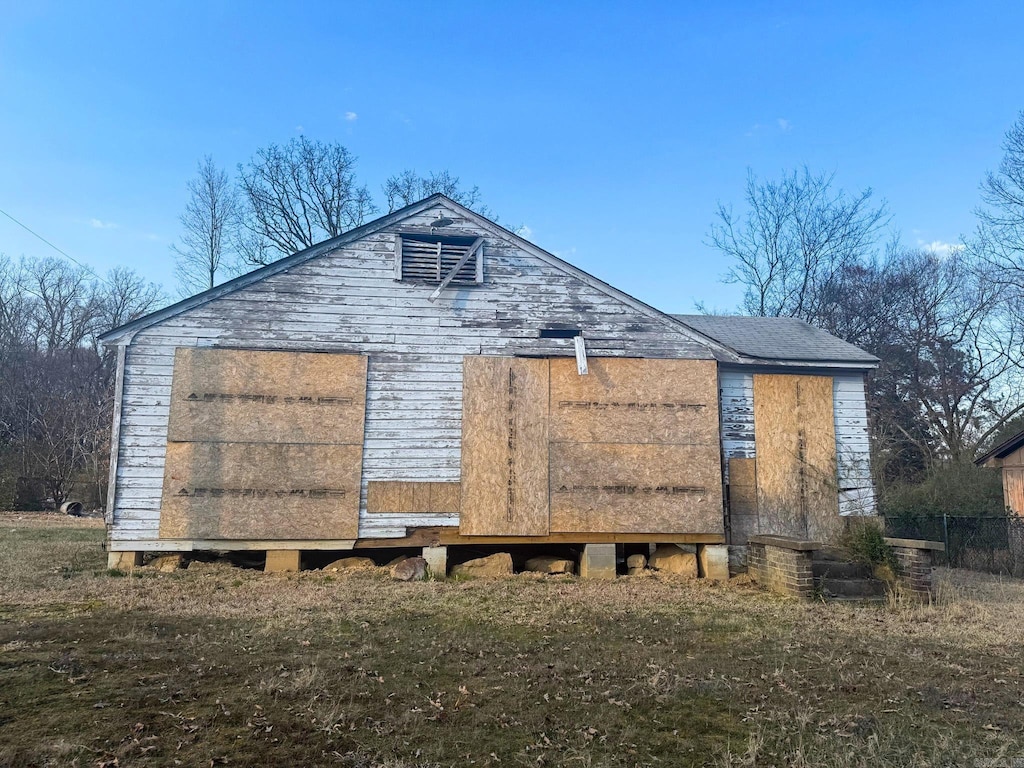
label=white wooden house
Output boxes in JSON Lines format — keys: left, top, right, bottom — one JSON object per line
{"left": 99, "top": 195, "right": 877, "bottom": 575}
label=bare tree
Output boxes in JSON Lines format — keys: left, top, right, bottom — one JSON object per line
{"left": 98, "top": 266, "right": 163, "bottom": 342}
{"left": 236, "top": 137, "right": 376, "bottom": 265}
{"left": 0, "top": 255, "right": 29, "bottom": 356}
{"left": 708, "top": 168, "right": 890, "bottom": 323}
{"left": 976, "top": 110, "right": 1024, "bottom": 291}
{"left": 171, "top": 156, "right": 240, "bottom": 295}
{"left": 23, "top": 258, "right": 102, "bottom": 355}
{"left": 383, "top": 170, "right": 490, "bottom": 216}
{"left": 0, "top": 258, "right": 164, "bottom": 509}
{"left": 881, "top": 250, "right": 1024, "bottom": 464}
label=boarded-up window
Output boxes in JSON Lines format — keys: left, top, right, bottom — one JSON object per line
{"left": 548, "top": 358, "right": 723, "bottom": 534}
{"left": 397, "top": 234, "right": 483, "bottom": 284}
{"left": 458, "top": 356, "right": 724, "bottom": 537}
{"left": 159, "top": 348, "right": 367, "bottom": 541}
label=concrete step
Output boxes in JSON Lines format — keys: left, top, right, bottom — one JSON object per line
{"left": 812, "top": 560, "right": 873, "bottom": 579}
{"left": 818, "top": 577, "right": 888, "bottom": 599}
{"left": 826, "top": 594, "right": 888, "bottom": 604}
{"left": 813, "top": 546, "right": 851, "bottom": 563}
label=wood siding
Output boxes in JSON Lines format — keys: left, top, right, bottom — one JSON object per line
{"left": 109, "top": 203, "right": 715, "bottom": 547}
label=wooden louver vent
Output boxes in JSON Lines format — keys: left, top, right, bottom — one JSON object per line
{"left": 399, "top": 234, "right": 482, "bottom": 284}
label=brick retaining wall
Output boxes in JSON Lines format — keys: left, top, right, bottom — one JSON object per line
{"left": 747, "top": 535, "right": 820, "bottom": 600}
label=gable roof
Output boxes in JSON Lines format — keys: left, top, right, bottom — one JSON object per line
{"left": 99, "top": 195, "right": 740, "bottom": 360}
{"left": 671, "top": 315, "right": 879, "bottom": 367}
{"left": 974, "top": 428, "right": 1024, "bottom": 467}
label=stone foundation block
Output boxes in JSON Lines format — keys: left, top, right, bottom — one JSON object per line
{"left": 265, "top": 550, "right": 301, "bottom": 573}
{"left": 579, "top": 543, "right": 617, "bottom": 579}
{"left": 697, "top": 544, "right": 730, "bottom": 581}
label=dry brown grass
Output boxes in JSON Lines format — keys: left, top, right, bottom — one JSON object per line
{"left": 1, "top": 513, "right": 1023, "bottom": 767}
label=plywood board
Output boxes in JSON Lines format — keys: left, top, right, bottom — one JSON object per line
{"left": 1003, "top": 468, "right": 1024, "bottom": 515}
{"left": 549, "top": 442, "right": 724, "bottom": 533}
{"left": 549, "top": 358, "right": 719, "bottom": 445}
{"left": 159, "top": 441, "right": 361, "bottom": 540}
{"left": 727, "top": 457, "right": 758, "bottom": 543}
{"left": 753, "top": 374, "right": 839, "bottom": 541}
{"left": 366, "top": 481, "right": 461, "bottom": 514}
{"left": 728, "top": 457, "right": 757, "bottom": 515}
{"left": 460, "top": 357, "right": 549, "bottom": 536}
{"left": 548, "top": 357, "right": 722, "bottom": 534}
{"left": 167, "top": 348, "right": 367, "bottom": 445}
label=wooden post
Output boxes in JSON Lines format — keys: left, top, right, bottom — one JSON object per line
{"left": 580, "top": 543, "right": 617, "bottom": 579}
{"left": 422, "top": 546, "right": 448, "bottom": 578}
{"left": 265, "top": 550, "right": 301, "bottom": 573}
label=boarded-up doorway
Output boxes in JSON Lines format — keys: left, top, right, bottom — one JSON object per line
{"left": 459, "top": 357, "right": 550, "bottom": 536}
{"left": 752, "top": 374, "right": 839, "bottom": 541}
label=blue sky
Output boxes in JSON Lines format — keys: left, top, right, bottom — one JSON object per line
{"left": 2, "top": 1, "right": 1022, "bottom": 312}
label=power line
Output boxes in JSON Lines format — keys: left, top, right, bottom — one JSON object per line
{"left": 0, "top": 206, "right": 112, "bottom": 286}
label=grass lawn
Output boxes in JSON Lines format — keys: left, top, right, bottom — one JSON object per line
{"left": 1, "top": 513, "right": 1023, "bottom": 767}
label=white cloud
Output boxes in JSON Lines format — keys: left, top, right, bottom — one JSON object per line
{"left": 746, "top": 118, "right": 793, "bottom": 137}
{"left": 295, "top": 124, "right": 304, "bottom": 133}
{"left": 515, "top": 224, "right": 533, "bottom": 238}
{"left": 918, "top": 239, "right": 964, "bottom": 257}
{"left": 88, "top": 218, "right": 118, "bottom": 229}
{"left": 344, "top": 111, "right": 358, "bottom": 122}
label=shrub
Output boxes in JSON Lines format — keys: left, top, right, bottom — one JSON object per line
{"left": 839, "top": 518, "right": 897, "bottom": 572}
{"left": 879, "top": 461, "right": 1005, "bottom": 519}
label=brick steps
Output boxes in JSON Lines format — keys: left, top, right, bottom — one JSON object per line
{"left": 749, "top": 536, "right": 939, "bottom": 601}
{"left": 813, "top": 552, "right": 889, "bottom": 601}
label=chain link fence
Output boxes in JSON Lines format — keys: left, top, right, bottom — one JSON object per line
{"left": 883, "top": 514, "right": 1024, "bottom": 577}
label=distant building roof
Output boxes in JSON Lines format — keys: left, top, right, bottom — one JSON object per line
{"left": 671, "top": 315, "right": 879, "bottom": 366}
{"left": 974, "top": 428, "right": 1024, "bottom": 467}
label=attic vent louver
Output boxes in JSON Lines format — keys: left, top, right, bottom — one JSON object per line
{"left": 397, "top": 233, "right": 483, "bottom": 285}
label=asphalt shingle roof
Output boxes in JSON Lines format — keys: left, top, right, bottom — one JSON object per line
{"left": 672, "top": 315, "right": 879, "bottom": 365}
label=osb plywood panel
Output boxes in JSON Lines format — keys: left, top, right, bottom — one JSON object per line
{"left": 549, "top": 358, "right": 718, "bottom": 444}
{"left": 460, "top": 356, "right": 549, "bottom": 536}
{"left": 167, "top": 348, "right": 367, "bottom": 445}
{"left": 1003, "top": 468, "right": 1024, "bottom": 515}
{"left": 549, "top": 442, "right": 724, "bottom": 533}
{"left": 366, "top": 481, "right": 461, "bottom": 514}
{"left": 728, "top": 457, "right": 758, "bottom": 514}
{"left": 728, "top": 457, "right": 758, "bottom": 543}
{"left": 753, "top": 374, "right": 839, "bottom": 541}
{"left": 159, "top": 442, "right": 361, "bottom": 539}
{"left": 728, "top": 457, "right": 756, "bottom": 491}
